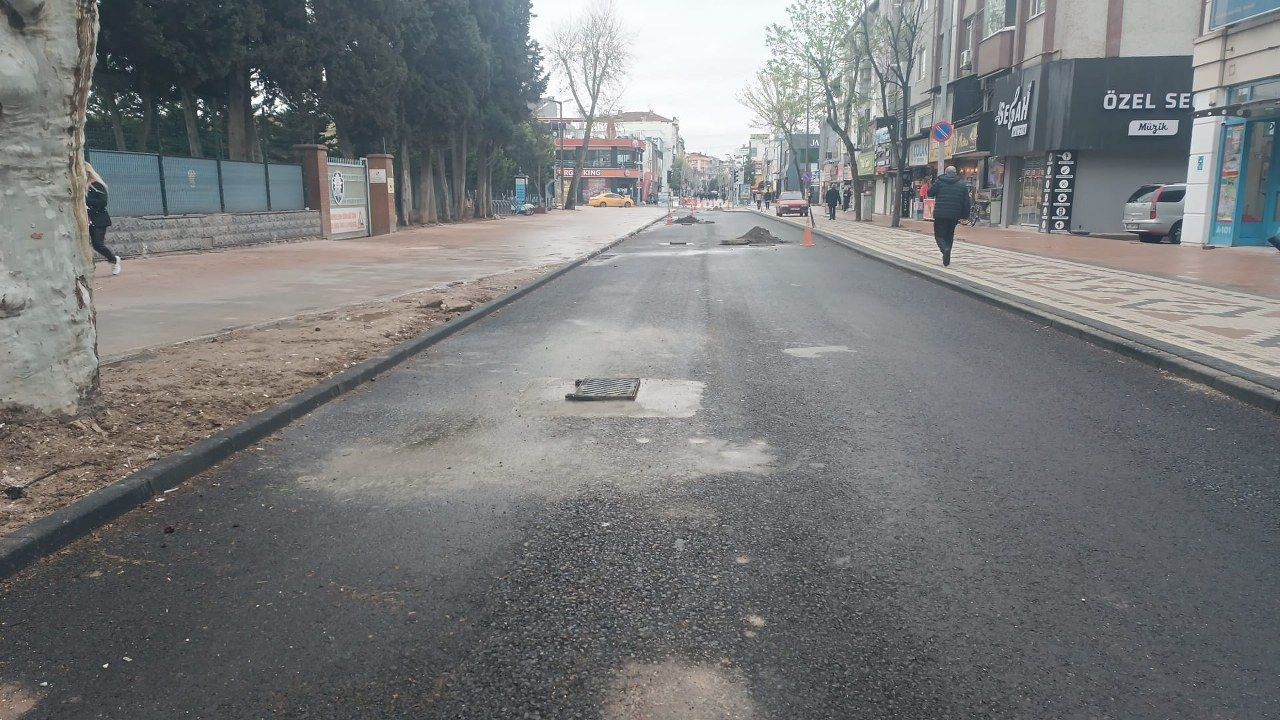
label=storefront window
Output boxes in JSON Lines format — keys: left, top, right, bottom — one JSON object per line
{"left": 1216, "top": 125, "right": 1244, "bottom": 224}
{"left": 1241, "top": 122, "right": 1274, "bottom": 222}
{"left": 1017, "top": 157, "right": 1045, "bottom": 226}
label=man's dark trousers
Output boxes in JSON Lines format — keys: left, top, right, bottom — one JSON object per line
{"left": 827, "top": 202, "right": 837, "bottom": 220}
{"left": 933, "top": 219, "right": 958, "bottom": 256}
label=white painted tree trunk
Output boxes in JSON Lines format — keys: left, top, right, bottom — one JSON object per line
{"left": 0, "top": 0, "right": 100, "bottom": 416}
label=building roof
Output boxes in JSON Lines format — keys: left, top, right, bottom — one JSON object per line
{"left": 613, "top": 111, "right": 674, "bottom": 123}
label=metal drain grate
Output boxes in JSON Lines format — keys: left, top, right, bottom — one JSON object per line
{"left": 565, "top": 378, "right": 641, "bottom": 401}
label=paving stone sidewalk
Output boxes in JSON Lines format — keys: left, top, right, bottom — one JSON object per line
{"left": 765, "top": 212, "right": 1280, "bottom": 390}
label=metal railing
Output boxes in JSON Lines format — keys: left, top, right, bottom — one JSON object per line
{"left": 85, "top": 149, "right": 305, "bottom": 218}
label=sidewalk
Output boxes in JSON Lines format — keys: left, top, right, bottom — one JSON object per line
{"left": 762, "top": 210, "right": 1280, "bottom": 398}
{"left": 93, "top": 207, "right": 666, "bottom": 360}
{"left": 864, "top": 212, "right": 1280, "bottom": 299}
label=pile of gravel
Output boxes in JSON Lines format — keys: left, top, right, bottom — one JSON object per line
{"left": 674, "top": 215, "right": 714, "bottom": 225}
{"left": 722, "top": 226, "right": 785, "bottom": 245}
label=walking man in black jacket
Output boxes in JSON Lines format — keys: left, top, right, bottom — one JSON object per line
{"left": 824, "top": 185, "right": 841, "bottom": 220}
{"left": 927, "top": 167, "right": 970, "bottom": 267}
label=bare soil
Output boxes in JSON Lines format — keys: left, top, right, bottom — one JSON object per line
{"left": 0, "top": 268, "right": 540, "bottom": 538}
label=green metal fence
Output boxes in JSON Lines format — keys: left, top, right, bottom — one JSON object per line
{"left": 85, "top": 149, "right": 305, "bottom": 218}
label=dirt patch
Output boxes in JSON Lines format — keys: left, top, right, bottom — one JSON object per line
{"left": 0, "top": 269, "right": 539, "bottom": 539}
{"left": 722, "top": 226, "right": 784, "bottom": 246}
{"left": 674, "top": 215, "right": 714, "bottom": 225}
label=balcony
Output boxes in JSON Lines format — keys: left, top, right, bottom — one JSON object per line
{"left": 976, "top": 28, "right": 1014, "bottom": 77}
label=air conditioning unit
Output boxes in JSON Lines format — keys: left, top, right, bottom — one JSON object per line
{"left": 960, "top": 50, "right": 973, "bottom": 70}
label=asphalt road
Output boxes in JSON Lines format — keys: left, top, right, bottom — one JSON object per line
{"left": 3, "top": 212, "right": 1279, "bottom": 719}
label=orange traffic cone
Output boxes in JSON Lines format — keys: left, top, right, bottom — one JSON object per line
{"left": 803, "top": 222, "right": 814, "bottom": 247}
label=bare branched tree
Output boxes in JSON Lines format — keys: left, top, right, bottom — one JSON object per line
{"left": 739, "top": 63, "right": 815, "bottom": 204}
{"left": 1, "top": 0, "right": 101, "bottom": 415}
{"left": 547, "top": 0, "right": 631, "bottom": 210}
{"left": 855, "top": 0, "right": 927, "bottom": 227}
{"left": 768, "top": 0, "right": 872, "bottom": 220}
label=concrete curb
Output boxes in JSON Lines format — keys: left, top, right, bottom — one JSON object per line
{"left": 0, "top": 216, "right": 665, "bottom": 580}
{"left": 750, "top": 210, "right": 1280, "bottom": 416}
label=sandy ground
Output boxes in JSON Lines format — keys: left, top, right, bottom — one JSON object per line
{"left": 0, "top": 268, "right": 539, "bottom": 538}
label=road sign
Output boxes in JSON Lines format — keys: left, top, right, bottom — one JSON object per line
{"left": 931, "top": 121, "right": 954, "bottom": 143}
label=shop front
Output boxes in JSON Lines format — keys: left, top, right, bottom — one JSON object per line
{"left": 951, "top": 115, "right": 997, "bottom": 223}
{"left": 990, "top": 57, "right": 1194, "bottom": 233}
{"left": 907, "top": 139, "right": 931, "bottom": 218}
{"left": 1199, "top": 76, "right": 1280, "bottom": 247}
{"left": 560, "top": 166, "right": 640, "bottom": 204}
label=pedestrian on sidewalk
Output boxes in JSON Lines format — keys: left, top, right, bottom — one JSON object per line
{"left": 764, "top": 189, "right": 772, "bottom": 210}
{"left": 825, "top": 184, "right": 840, "bottom": 220}
{"left": 85, "top": 162, "right": 121, "bottom": 275}
{"left": 927, "top": 166, "right": 969, "bottom": 267}
{"left": 842, "top": 185, "right": 852, "bottom": 212}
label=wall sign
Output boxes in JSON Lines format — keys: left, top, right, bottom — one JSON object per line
{"left": 1040, "top": 150, "right": 1077, "bottom": 234}
{"left": 953, "top": 122, "right": 981, "bottom": 155}
{"left": 908, "top": 139, "right": 929, "bottom": 167}
{"left": 368, "top": 169, "right": 388, "bottom": 183}
{"left": 1128, "top": 120, "right": 1180, "bottom": 136}
{"left": 1210, "top": 0, "right": 1280, "bottom": 29}
{"left": 1102, "top": 91, "right": 1193, "bottom": 111}
{"left": 996, "top": 81, "right": 1035, "bottom": 138}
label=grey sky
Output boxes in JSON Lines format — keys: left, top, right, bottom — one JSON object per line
{"left": 530, "top": 0, "right": 791, "bottom": 159}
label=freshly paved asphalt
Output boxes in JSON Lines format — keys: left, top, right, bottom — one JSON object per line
{"left": 3, "top": 212, "right": 1279, "bottom": 719}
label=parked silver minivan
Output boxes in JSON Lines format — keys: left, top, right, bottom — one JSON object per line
{"left": 1123, "top": 183, "right": 1186, "bottom": 244}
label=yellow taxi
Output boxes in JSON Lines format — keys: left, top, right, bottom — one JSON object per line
{"left": 588, "top": 192, "right": 634, "bottom": 208}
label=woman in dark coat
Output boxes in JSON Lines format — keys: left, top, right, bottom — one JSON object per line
{"left": 85, "top": 163, "right": 121, "bottom": 275}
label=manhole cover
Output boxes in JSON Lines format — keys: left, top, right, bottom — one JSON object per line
{"left": 565, "top": 378, "right": 641, "bottom": 401}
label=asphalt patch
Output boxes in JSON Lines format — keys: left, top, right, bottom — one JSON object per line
{"left": 722, "top": 226, "right": 786, "bottom": 246}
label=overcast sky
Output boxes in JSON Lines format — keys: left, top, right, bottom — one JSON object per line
{"left": 530, "top": 0, "right": 791, "bottom": 159}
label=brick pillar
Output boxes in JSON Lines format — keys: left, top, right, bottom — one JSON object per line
{"left": 293, "top": 144, "right": 331, "bottom": 238}
{"left": 365, "top": 153, "right": 396, "bottom": 237}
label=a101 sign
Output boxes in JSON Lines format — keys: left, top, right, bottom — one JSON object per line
{"left": 1211, "top": 0, "right": 1280, "bottom": 28}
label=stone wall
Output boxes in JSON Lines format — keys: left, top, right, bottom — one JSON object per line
{"left": 103, "top": 210, "right": 322, "bottom": 258}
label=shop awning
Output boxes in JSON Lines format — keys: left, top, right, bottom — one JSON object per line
{"left": 1194, "top": 98, "right": 1280, "bottom": 119}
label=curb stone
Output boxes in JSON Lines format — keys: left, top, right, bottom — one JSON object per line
{"left": 0, "top": 215, "right": 666, "bottom": 580}
{"left": 751, "top": 210, "right": 1280, "bottom": 417}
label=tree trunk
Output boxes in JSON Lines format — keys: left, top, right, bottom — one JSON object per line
{"left": 180, "top": 85, "right": 203, "bottom": 157}
{"left": 106, "top": 91, "right": 127, "bottom": 150}
{"left": 567, "top": 119, "right": 594, "bottom": 210}
{"left": 435, "top": 147, "right": 452, "bottom": 222}
{"left": 135, "top": 83, "right": 154, "bottom": 152}
{"left": 475, "top": 148, "right": 491, "bottom": 219}
{"left": 451, "top": 127, "right": 468, "bottom": 220}
{"left": 417, "top": 147, "right": 437, "bottom": 224}
{"left": 226, "top": 64, "right": 251, "bottom": 160}
{"left": 398, "top": 137, "right": 412, "bottom": 226}
{"left": 0, "top": 0, "right": 101, "bottom": 415}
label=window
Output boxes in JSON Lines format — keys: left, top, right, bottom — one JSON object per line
{"left": 1127, "top": 185, "right": 1160, "bottom": 203}
{"left": 1158, "top": 187, "right": 1185, "bottom": 203}
{"left": 983, "top": 0, "right": 1014, "bottom": 38}
{"left": 918, "top": 48, "right": 927, "bottom": 80}
{"left": 1029, "top": 0, "right": 1046, "bottom": 17}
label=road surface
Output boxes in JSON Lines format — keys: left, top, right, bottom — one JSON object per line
{"left": 91, "top": 207, "right": 665, "bottom": 359}
{"left": 3, "top": 211, "right": 1278, "bottom": 719}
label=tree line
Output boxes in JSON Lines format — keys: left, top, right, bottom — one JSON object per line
{"left": 91, "top": 0, "right": 550, "bottom": 222}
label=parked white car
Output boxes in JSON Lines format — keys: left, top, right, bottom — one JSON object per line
{"left": 1123, "top": 183, "right": 1186, "bottom": 244}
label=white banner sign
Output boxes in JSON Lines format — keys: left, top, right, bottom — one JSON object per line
{"left": 1128, "top": 120, "right": 1180, "bottom": 136}
{"left": 331, "top": 207, "right": 368, "bottom": 236}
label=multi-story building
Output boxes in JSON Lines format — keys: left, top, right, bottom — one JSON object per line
{"left": 537, "top": 102, "right": 684, "bottom": 205}
{"left": 918, "top": 0, "right": 1199, "bottom": 232}
{"left": 1185, "top": 0, "right": 1280, "bottom": 247}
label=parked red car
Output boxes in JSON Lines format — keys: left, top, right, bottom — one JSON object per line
{"left": 775, "top": 191, "right": 809, "bottom": 217}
